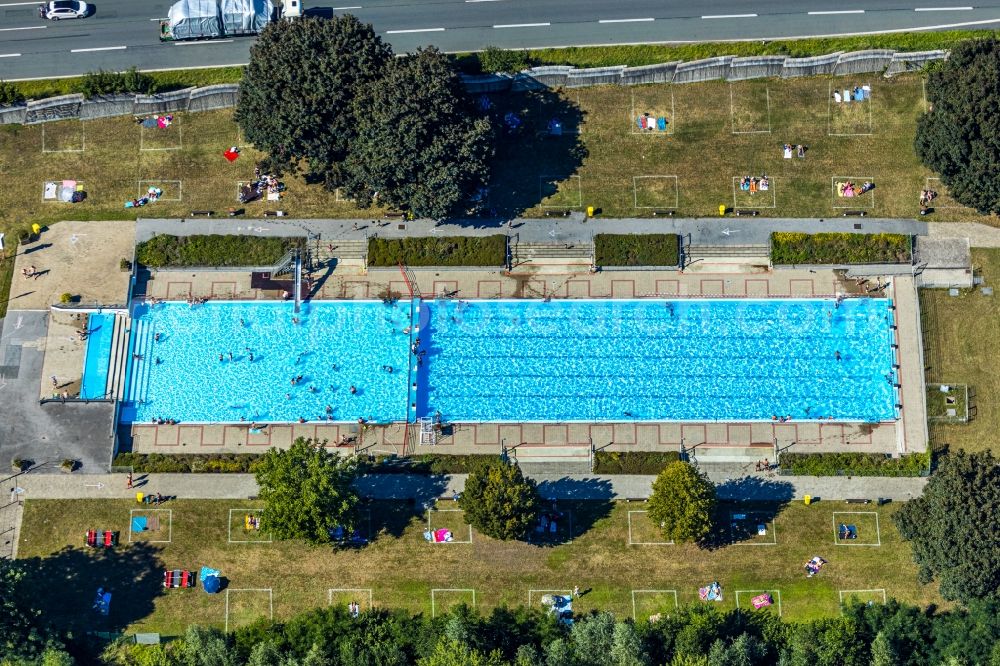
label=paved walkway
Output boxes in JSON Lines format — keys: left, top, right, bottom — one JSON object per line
{"left": 133, "top": 216, "right": 1000, "bottom": 249}
{"left": 5, "top": 470, "right": 925, "bottom": 502}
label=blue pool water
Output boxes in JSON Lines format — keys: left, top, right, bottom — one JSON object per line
{"left": 416, "top": 298, "right": 897, "bottom": 422}
{"left": 121, "top": 298, "right": 897, "bottom": 424}
{"left": 122, "top": 301, "right": 411, "bottom": 424}
{"left": 80, "top": 313, "right": 115, "bottom": 400}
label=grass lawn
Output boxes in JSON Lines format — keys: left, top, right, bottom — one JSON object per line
{"left": 17, "top": 497, "right": 939, "bottom": 636}
{"left": 921, "top": 248, "right": 1000, "bottom": 453}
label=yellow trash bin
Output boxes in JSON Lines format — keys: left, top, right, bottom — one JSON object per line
{"left": 587, "top": 206, "right": 594, "bottom": 218}
{"left": 31, "top": 223, "right": 41, "bottom": 236}
{"left": 719, "top": 204, "right": 727, "bottom": 216}
{"left": 136, "top": 492, "right": 145, "bottom": 504}
{"left": 804, "top": 495, "right": 812, "bottom": 506}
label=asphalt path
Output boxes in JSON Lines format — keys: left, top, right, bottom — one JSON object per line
{"left": 1, "top": 1, "right": 999, "bottom": 79}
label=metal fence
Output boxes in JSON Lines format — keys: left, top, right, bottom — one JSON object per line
{"left": 0, "top": 50, "right": 947, "bottom": 125}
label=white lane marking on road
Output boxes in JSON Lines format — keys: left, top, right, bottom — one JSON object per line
{"left": 702, "top": 13, "right": 757, "bottom": 18}
{"left": 0, "top": 53, "right": 22, "bottom": 58}
{"left": 173, "top": 39, "right": 234, "bottom": 45}
{"left": 493, "top": 22, "right": 550, "bottom": 28}
{"left": 0, "top": 25, "right": 46, "bottom": 31}
{"left": 0, "top": 2, "right": 42, "bottom": 6}
{"left": 386, "top": 27, "right": 445, "bottom": 33}
{"left": 71, "top": 46, "right": 127, "bottom": 52}
{"left": 149, "top": 17, "right": 168, "bottom": 21}
{"left": 599, "top": 17, "right": 655, "bottom": 23}
{"left": 914, "top": 6, "right": 973, "bottom": 10}
{"left": 330, "top": 5, "right": 363, "bottom": 9}
{"left": 808, "top": 10, "right": 865, "bottom": 14}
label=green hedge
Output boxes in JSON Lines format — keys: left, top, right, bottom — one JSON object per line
{"left": 363, "top": 454, "right": 502, "bottom": 474}
{"left": 780, "top": 451, "right": 931, "bottom": 477}
{"left": 136, "top": 234, "right": 303, "bottom": 268}
{"left": 593, "top": 451, "right": 681, "bottom": 475}
{"left": 594, "top": 234, "right": 679, "bottom": 267}
{"left": 113, "top": 452, "right": 263, "bottom": 473}
{"left": 455, "top": 31, "right": 990, "bottom": 71}
{"left": 368, "top": 236, "right": 506, "bottom": 267}
{"left": 770, "top": 233, "right": 911, "bottom": 265}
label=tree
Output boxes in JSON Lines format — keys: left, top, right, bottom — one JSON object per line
{"left": 0, "top": 559, "right": 69, "bottom": 664}
{"left": 458, "top": 458, "right": 539, "bottom": 541}
{"left": 646, "top": 462, "right": 716, "bottom": 544}
{"left": 894, "top": 451, "right": 1000, "bottom": 603}
{"left": 418, "top": 638, "right": 506, "bottom": 666}
{"left": 915, "top": 38, "right": 1000, "bottom": 214}
{"left": 235, "top": 15, "right": 392, "bottom": 185}
{"left": 254, "top": 438, "right": 361, "bottom": 544}
{"left": 869, "top": 631, "right": 898, "bottom": 666}
{"left": 343, "top": 48, "right": 494, "bottom": 219}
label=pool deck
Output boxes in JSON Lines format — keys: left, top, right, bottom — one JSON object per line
{"left": 143, "top": 265, "right": 875, "bottom": 301}
{"left": 129, "top": 266, "right": 928, "bottom": 457}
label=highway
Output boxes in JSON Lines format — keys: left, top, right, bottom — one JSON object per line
{"left": 1, "top": 1, "right": 999, "bottom": 80}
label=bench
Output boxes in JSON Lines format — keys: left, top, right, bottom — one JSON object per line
{"left": 262, "top": 210, "right": 287, "bottom": 217}
{"left": 734, "top": 209, "right": 759, "bottom": 217}
{"left": 844, "top": 498, "right": 871, "bottom": 504}
{"left": 841, "top": 210, "right": 867, "bottom": 217}
{"left": 544, "top": 209, "right": 572, "bottom": 218}
{"left": 651, "top": 209, "right": 675, "bottom": 217}
{"left": 189, "top": 210, "right": 214, "bottom": 217}
{"left": 227, "top": 208, "right": 244, "bottom": 217}
{"left": 383, "top": 210, "right": 405, "bottom": 219}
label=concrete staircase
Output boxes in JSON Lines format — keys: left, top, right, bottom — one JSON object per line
{"left": 510, "top": 444, "right": 592, "bottom": 475}
{"left": 683, "top": 244, "right": 771, "bottom": 273}
{"left": 511, "top": 241, "right": 593, "bottom": 273}
{"left": 688, "top": 444, "right": 773, "bottom": 466}
{"left": 313, "top": 239, "right": 368, "bottom": 273}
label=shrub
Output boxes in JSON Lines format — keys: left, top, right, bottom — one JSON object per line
{"left": 770, "top": 233, "right": 911, "bottom": 265}
{"left": 0, "top": 80, "right": 25, "bottom": 106}
{"left": 593, "top": 451, "right": 681, "bottom": 475}
{"left": 368, "top": 236, "right": 506, "bottom": 267}
{"left": 478, "top": 46, "right": 532, "bottom": 74}
{"left": 113, "top": 452, "right": 263, "bottom": 473}
{"left": 11, "top": 458, "right": 27, "bottom": 472}
{"left": 77, "top": 68, "right": 156, "bottom": 99}
{"left": 119, "top": 258, "right": 132, "bottom": 272}
{"left": 594, "top": 234, "right": 679, "bottom": 267}
{"left": 60, "top": 459, "right": 77, "bottom": 472}
{"left": 780, "top": 451, "right": 931, "bottom": 477}
{"left": 135, "top": 234, "right": 303, "bottom": 268}
{"left": 59, "top": 293, "right": 72, "bottom": 304}
{"left": 363, "top": 454, "right": 502, "bottom": 475}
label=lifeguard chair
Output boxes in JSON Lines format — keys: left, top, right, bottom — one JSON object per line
{"left": 419, "top": 417, "right": 437, "bottom": 445}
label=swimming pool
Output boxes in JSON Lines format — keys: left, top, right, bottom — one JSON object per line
{"left": 415, "top": 298, "right": 897, "bottom": 422}
{"left": 121, "top": 298, "right": 897, "bottom": 424}
{"left": 121, "top": 301, "right": 411, "bottom": 424}
{"left": 80, "top": 313, "right": 115, "bottom": 400}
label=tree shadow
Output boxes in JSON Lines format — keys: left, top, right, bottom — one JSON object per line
{"left": 359, "top": 472, "right": 449, "bottom": 539}
{"left": 18, "top": 542, "right": 164, "bottom": 635}
{"left": 479, "top": 87, "right": 588, "bottom": 222}
{"left": 527, "top": 477, "right": 615, "bottom": 546}
{"left": 703, "top": 477, "right": 795, "bottom": 550}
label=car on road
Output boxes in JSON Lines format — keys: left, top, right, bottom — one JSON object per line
{"left": 38, "top": 1, "right": 90, "bottom": 20}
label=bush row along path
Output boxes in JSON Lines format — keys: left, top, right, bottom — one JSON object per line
{"left": 136, "top": 216, "right": 1000, "bottom": 250}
